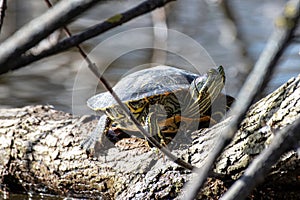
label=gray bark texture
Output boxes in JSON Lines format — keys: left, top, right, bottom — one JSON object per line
{"left": 0, "top": 74, "right": 299, "bottom": 199}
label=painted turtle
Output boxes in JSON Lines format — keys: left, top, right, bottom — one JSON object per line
{"left": 82, "top": 65, "right": 232, "bottom": 150}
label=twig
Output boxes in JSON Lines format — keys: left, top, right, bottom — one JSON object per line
{"left": 0, "top": 0, "right": 175, "bottom": 75}
{"left": 0, "top": 0, "right": 7, "bottom": 34}
{"left": 183, "top": 0, "right": 300, "bottom": 199}
{"left": 218, "top": 0, "right": 253, "bottom": 84}
{"left": 221, "top": 117, "right": 300, "bottom": 200}
{"left": 0, "top": 0, "right": 101, "bottom": 74}
{"left": 151, "top": 7, "right": 168, "bottom": 65}
{"left": 43, "top": 0, "right": 194, "bottom": 171}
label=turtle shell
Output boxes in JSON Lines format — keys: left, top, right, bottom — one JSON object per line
{"left": 87, "top": 65, "right": 199, "bottom": 111}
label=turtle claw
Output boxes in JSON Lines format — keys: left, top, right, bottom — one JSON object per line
{"left": 81, "top": 133, "right": 113, "bottom": 157}
{"left": 80, "top": 132, "right": 100, "bottom": 157}
{"left": 80, "top": 115, "right": 112, "bottom": 157}
{"left": 80, "top": 135, "right": 97, "bottom": 151}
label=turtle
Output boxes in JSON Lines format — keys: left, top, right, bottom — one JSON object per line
{"left": 82, "top": 65, "right": 233, "bottom": 151}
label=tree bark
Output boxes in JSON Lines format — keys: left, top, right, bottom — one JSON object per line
{"left": 0, "top": 74, "right": 299, "bottom": 199}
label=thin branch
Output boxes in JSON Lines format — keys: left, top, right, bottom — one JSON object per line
{"left": 221, "top": 116, "right": 300, "bottom": 200}
{"left": 0, "top": 0, "right": 176, "bottom": 75}
{"left": 151, "top": 7, "right": 168, "bottom": 65}
{"left": 218, "top": 0, "right": 254, "bottom": 82}
{"left": 0, "top": 0, "right": 7, "bottom": 33}
{"left": 0, "top": 0, "right": 102, "bottom": 74}
{"left": 183, "top": 0, "right": 300, "bottom": 199}
{"left": 206, "top": 0, "right": 254, "bottom": 83}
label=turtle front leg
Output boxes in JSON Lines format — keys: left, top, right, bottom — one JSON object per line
{"left": 81, "top": 115, "right": 112, "bottom": 156}
{"left": 146, "top": 112, "right": 171, "bottom": 147}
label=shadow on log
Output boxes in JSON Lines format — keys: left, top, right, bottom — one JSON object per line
{"left": 0, "top": 74, "right": 299, "bottom": 199}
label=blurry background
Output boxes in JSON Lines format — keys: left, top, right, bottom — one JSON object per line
{"left": 0, "top": 0, "right": 299, "bottom": 114}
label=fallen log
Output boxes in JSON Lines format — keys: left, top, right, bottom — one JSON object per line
{"left": 0, "top": 74, "right": 299, "bottom": 199}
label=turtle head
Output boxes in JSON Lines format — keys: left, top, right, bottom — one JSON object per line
{"left": 189, "top": 66, "right": 225, "bottom": 110}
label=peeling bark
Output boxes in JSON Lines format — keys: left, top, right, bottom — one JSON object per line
{"left": 0, "top": 75, "right": 299, "bottom": 199}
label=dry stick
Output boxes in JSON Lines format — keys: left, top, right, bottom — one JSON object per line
{"left": 221, "top": 117, "right": 300, "bottom": 200}
{"left": 218, "top": 0, "right": 253, "bottom": 82}
{"left": 151, "top": 7, "right": 168, "bottom": 65}
{"left": 0, "top": 0, "right": 101, "bottom": 74}
{"left": 44, "top": 0, "right": 194, "bottom": 171}
{"left": 184, "top": 0, "right": 300, "bottom": 199}
{"left": 0, "top": 0, "right": 7, "bottom": 33}
{"left": 1, "top": 0, "right": 175, "bottom": 75}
